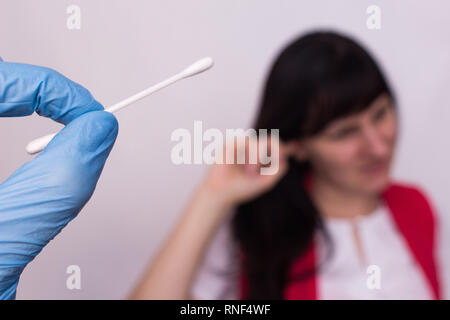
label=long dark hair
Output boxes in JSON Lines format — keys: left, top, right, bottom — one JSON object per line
{"left": 231, "top": 31, "right": 395, "bottom": 299}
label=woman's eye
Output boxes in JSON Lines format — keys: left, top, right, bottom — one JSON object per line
{"left": 331, "top": 127, "right": 357, "bottom": 139}
{"left": 373, "top": 106, "right": 387, "bottom": 122}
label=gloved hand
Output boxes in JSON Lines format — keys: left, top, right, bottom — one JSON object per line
{"left": 0, "top": 58, "right": 119, "bottom": 299}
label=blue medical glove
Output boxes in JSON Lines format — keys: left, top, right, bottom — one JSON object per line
{"left": 0, "top": 58, "right": 119, "bottom": 300}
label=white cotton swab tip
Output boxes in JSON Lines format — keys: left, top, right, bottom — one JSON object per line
{"left": 25, "top": 57, "right": 214, "bottom": 155}
{"left": 180, "top": 57, "right": 214, "bottom": 78}
{"left": 25, "top": 133, "right": 57, "bottom": 155}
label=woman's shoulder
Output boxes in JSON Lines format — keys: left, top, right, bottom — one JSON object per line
{"left": 383, "top": 180, "right": 438, "bottom": 225}
{"left": 385, "top": 180, "right": 433, "bottom": 205}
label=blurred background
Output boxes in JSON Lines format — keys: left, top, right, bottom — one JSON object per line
{"left": 0, "top": 0, "right": 449, "bottom": 299}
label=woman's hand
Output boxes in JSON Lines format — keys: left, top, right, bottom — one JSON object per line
{"left": 200, "top": 136, "right": 294, "bottom": 211}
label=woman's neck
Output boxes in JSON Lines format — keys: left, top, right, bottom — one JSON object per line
{"left": 311, "top": 174, "right": 381, "bottom": 220}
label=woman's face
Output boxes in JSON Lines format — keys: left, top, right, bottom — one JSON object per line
{"left": 298, "top": 93, "right": 397, "bottom": 195}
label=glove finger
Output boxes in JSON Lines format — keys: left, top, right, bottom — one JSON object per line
{"left": 1, "top": 111, "right": 119, "bottom": 211}
{"left": 0, "top": 61, "right": 103, "bottom": 124}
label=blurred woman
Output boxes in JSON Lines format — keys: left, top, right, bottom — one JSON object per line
{"left": 131, "top": 31, "right": 441, "bottom": 299}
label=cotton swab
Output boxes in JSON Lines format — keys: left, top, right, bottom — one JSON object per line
{"left": 25, "top": 57, "right": 214, "bottom": 155}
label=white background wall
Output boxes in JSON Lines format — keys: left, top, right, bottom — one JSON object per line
{"left": 0, "top": 0, "right": 449, "bottom": 299}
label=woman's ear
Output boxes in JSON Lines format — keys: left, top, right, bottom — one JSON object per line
{"left": 285, "top": 140, "right": 308, "bottom": 161}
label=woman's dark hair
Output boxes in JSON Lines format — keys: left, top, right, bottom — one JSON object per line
{"left": 231, "top": 30, "right": 395, "bottom": 299}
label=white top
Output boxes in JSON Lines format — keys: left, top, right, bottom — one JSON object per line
{"left": 190, "top": 203, "right": 435, "bottom": 300}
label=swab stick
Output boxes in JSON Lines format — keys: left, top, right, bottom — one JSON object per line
{"left": 25, "top": 57, "right": 214, "bottom": 155}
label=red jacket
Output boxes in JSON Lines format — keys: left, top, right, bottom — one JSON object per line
{"left": 239, "top": 182, "right": 441, "bottom": 299}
